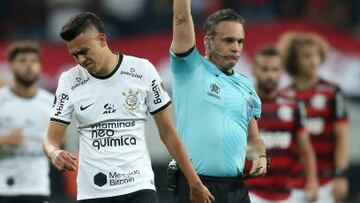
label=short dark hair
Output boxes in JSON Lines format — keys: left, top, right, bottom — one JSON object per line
{"left": 60, "top": 12, "right": 105, "bottom": 41}
{"left": 203, "top": 9, "right": 245, "bottom": 36}
{"left": 256, "top": 47, "right": 280, "bottom": 58}
{"left": 7, "top": 41, "right": 40, "bottom": 62}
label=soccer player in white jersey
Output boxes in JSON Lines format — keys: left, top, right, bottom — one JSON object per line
{"left": 43, "top": 12, "right": 214, "bottom": 203}
{"left": 0, "top": 41, "right": 53, "bottom": 203}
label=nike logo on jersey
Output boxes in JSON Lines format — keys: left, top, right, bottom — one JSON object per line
{"left": 80, "top": 103, "right": 94, "bottom": 111}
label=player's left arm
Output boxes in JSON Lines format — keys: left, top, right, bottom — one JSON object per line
{"left": 153, "top": 107, "right": 214, "bottom": 203}
{"left": 332, "top": 88, "right": 349, "bottom": 201}
{"left": 296, "top": 130, "right": 319, "bottom": 202}
{"left": 333, "top": 121, "right": 349, "bottom": 200}
{"left": 247, "top": 118, "right": 268, "bottom": 177}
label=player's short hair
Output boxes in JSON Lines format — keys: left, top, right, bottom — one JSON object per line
{"left": 277, "top": 32, "right": 329, "bottom": 77}
{"left": 254, "top": 47, "right": 280, "bottom": 65}
{"left": 256, "top": 47, "right": 280, "bottom": 57}
{"left": 7, "top": 41, "right": 40, "bottom": 62}
{"left": 60, "top": 12, "right": 105, "bottom": 41}
{"left": 204, "top": 9, "right": 245, "bottom": 36}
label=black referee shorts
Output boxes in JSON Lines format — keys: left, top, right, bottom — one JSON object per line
{"left": 173, "top": 172, "right": 251, "bottom": 203}
{"left": 78, "top": 189, "right": 157, "bottom": 203}
{"left": 0, "top": 195, "right": 48, "bottom": 203}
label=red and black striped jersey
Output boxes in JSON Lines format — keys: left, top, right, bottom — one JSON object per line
{"left": 246, "top": 94, "right": 306, "bottom": 201}
{"left": 283, "top": 78, "right": 348, "bottom": 187}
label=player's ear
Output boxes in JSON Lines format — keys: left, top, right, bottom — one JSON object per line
{"left": 98, "top": 33, "right": 107, "bottom": 47}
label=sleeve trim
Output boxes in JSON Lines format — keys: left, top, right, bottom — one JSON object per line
{"left": 296, "top": 127, "right": 307, "bottom": 135}
{"left": 333, "top": 118, "right": 349, "bottom": 124}
{"left": 174, "top": 46, "right": 195, "bottom": 58}
{"left": 50, "top": 118, "right": 70, "bottom": 125}
{"left": 150, "top": 101, "right": 172, "bottom": 115}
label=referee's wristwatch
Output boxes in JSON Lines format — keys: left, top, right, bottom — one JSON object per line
{"left": 258, "top": 154, "right": 270, "bottom": 170}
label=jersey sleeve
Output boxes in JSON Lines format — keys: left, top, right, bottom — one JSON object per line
{"left": 331, "top": 87, "right": 348, "bottom": 123}
{"left": 294, "top": 101, "right": 307, "bottom": 134}
{"left": 145, "top": 60, "right": 172, "bottom": 114}
{"left": 50, "top": 73, "right": 74, "bottom": 125}
{"left": 170, "top": 46, "right": 202, "bottom": 76}
{"left": 252, "top": 92, "right": 262, "bottom": 120}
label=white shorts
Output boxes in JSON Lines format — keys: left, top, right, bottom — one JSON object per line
{"left": 287, "top": 181, "right": 334, "bottom": 203}
{"left": 249, "top": 192, "right": 291, "bottom": 203}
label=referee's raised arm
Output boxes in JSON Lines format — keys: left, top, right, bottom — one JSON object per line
{"left": 172, "top": 0, "right": 195, "bottom": 54}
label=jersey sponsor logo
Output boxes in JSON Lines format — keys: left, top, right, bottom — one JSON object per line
{"left": 109, "top": 170, "right": 140, "bottom": 186}
{"left": 71, "top": 77, "right": 90, "bottom": 90}
{"left": 151, "top": 79, "right": 162, "bottom": 104}
{"left": 207, "top": 83, "right": 221, "bottom": 99}
{"left": 311, "top": 94, "right": 327, "bottom": 110}
{"left": 277, "top": 105, "right": 293, "bottom": 122}
{"left": 80, "top": 103, "right": 94, "bottom": 111}
{"left": 122, "top": 89, "right": 140, "bottom": 111}
{"left": 90, "top": 121, "right": 137, "bottom": 150}
{"left": 92, "top": 135, "right": 137, "bottom": 150}
{"left": 103, "top": 103, "right": 116, "bottom": 114}
{"left": 54, "top": 93, "right": 69, "bottom": 116}
{"left": 305, "top": 118, "right": 325, "bottom": 135}
{"left": 94, "top": 172, "right": 107, "bottom": 187}
{"left": 120, "top": 68, "right": 143, "bottom": 79}
{"left": 261, "top": 131, "right": 292, "bottom": 149}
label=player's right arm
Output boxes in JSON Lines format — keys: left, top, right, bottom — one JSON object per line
{"left": 172, "top": 0, "right": 195, "bottom": 54}
{"left": 44, "top": 122, "right": 76, "bottom": 171}
{"left": 44, "top": 72, "right": 76, "bottom": 171}
{"left": 0, "top": 128, "right": 23, "bottom": 146}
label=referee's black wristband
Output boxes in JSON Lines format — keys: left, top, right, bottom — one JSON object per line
{"left": 334, "top": 168, "right": 348, "bottom": 177}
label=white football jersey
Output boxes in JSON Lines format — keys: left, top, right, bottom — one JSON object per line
{"left": 0, "top": 86, "right": 52, "bottom": 196}
{"left": 50, "top": 54, "right": 171, "bottom": 200}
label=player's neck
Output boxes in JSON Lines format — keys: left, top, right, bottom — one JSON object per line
{"left": 294, "top": 73, "right": 319, "bottom": 91}
{"left": 256, "top": 87, "right": 277, "bottom": 101}
{"left": 10, "top": 81, "right": 38, "bottom": 98}
{"left": 96, "top": 50, "right": 119, "bottom": 76}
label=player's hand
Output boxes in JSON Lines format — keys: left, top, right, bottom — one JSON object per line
{"left": 49, "top": 149, "right": 77, "bottom": 172}
{"left": 4, "top": 128, "right": 23, "bottom": 146}
{"left": 332, "top": 177, "right": 348, "bottom": 202}
{"left": 189, "top": 182, "right": 215, "bottom": 203}
{"left": 305, "top": 179, "right": 319, "bottom": 202}
{"left": 250, "top": 156, "right": 268, "bottom": 177}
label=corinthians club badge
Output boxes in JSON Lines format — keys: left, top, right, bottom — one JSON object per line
{"left": 122, "top": 89, "right": 140, "bottom": 111}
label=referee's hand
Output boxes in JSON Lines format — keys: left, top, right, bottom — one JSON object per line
{"left": 250, "top": 157, "right": 268, "bottom": 177}
{"left": 189, "top": 182, "right": 215, "bottom": 203}
{"left": 50, "top": 149, "right": 77, "bottom": 172}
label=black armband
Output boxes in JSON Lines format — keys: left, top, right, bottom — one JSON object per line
{"left": 334, "top": 168, "right": 348, "bottom": 177}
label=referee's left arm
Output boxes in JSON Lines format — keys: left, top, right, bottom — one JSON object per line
{"left": 247, "top": 118, "right": 267, "bottom": 177}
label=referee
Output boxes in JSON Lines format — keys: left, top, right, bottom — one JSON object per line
{"left": 170, "top": 0, "right": 268, "bottom": 202}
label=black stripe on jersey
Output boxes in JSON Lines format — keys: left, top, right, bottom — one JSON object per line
{"left": 150, "top": 100, "right": 172, "bottom": 115}
{"left": 88, "top": 54, "right": 123, "bottom": 80}
{"left": 50, "top": 117, "right": 71, "bottom": 125}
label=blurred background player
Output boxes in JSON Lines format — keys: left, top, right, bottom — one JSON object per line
{"left": 277, "top": 32, "right": 349, "bottom": 203}
{"left": 170, "top": 0, "right": 268, "bottom": 202}
{"left": 0, "top": 41, "right": 53, "bottom": 203}
{"left": 44, "top": 12, "right": 213, "bottom": 203}
{"left": 246, "top": 47, "right": 318, "bottom": 203}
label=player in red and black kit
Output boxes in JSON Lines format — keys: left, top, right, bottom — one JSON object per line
{"left": 277, "top": 32, "right": 349, "bottom": 203}
{"left": 246, "top": 47, "right": 318, "bottom": 203}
